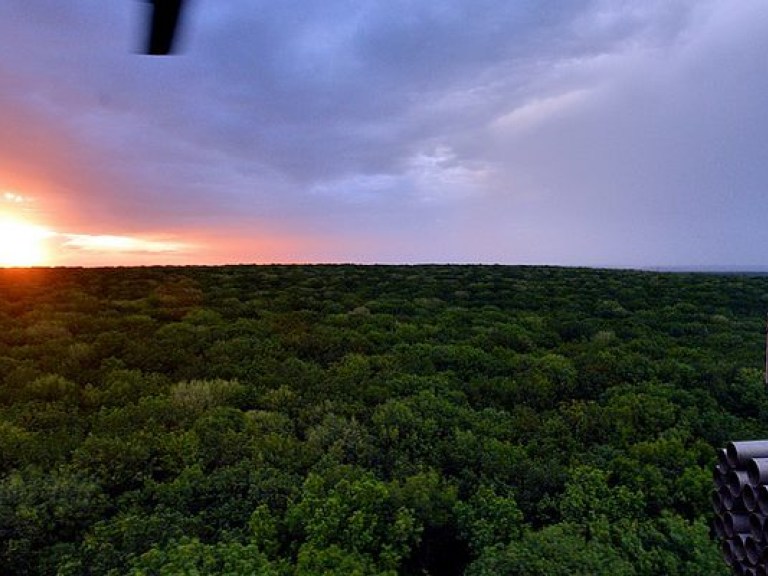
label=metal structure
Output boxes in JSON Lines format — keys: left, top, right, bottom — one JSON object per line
{"left": 144, "top": 0, "right": 187, "bottom": 55}
{"left": 714, "top": 441, "right": 768, "bottom": 575}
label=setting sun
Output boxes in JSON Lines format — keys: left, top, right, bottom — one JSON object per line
{"left": 0, "top": 218, "right": 54, "bottom": 267}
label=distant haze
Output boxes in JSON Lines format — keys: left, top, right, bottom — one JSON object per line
{"left": 1, "top": 1, "right": 767, "bottom": 266}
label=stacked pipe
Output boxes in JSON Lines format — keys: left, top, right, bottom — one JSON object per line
{"left": 714, "top": 441, "right": 768, "bottom": 575}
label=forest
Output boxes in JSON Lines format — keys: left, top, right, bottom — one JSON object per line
{"left": 0, "top": 264, "right": 765, "bottom": 575}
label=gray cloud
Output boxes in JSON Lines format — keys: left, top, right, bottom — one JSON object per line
{"left": 0, "top": 0, "right": 765, "bottom": 265}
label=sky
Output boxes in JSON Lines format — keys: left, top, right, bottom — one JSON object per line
{"left": 1, "top": 0, "right": 767, "bottom": 267}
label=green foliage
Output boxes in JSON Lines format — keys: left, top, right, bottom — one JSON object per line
{"left": 559, "top": 466, "right": 644, "bottom": 525}
{"left": 61, "top": 510, "right": 192, "bottom": 575}
{"left": 0, "top": 265, "right": 764, "bottom": 574}
{"left": 287, "top": 469, "right": 421, "bottom": 572}
{"left": 170, "top": 379, "right": 245, "bottom": 416}
{"left": 466, "top": 522, "right": 635, "bottom": 576}
{"left": 294, "top": 544, "right": 387, "bottom": 576}
{"left": 455, "top": 485, "right": 523, "bottom": 551}
{"left": 126, "top": 537, "right": 286, "bottom": 576}
{"left": 0, "top": 467, "right": 108, "bottom": 575}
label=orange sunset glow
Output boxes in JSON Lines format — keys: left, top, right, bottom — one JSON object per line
{"left": 0, "top": 217, "right": 54, "bottom": 267}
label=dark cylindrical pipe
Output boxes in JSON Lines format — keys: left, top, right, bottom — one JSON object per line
{"left": 713, "top": 489, "right": 725, "bottom": 514}
{"left": 749, "top": 512, "right": 765, "bottom": 542}
{"left": 726, "top": 512, "right": 752, "bottom": 538}
{"left": 744, "top": 484, "right": 759, "bottom": 512}
{"left": 749, "top": 458, "right": 768, "bottom": 486}
{"left": 728, "top": 441, "right": 768, "bottom": 467}
{"left": 723, "top": 485, "right": 749, "bottom": 512}
{"left": 715, "top": 465, "right": 728, "bottom": 489}
{"left": 730, "top": 470, "right": 752, "bottom": 497}
{"left": 758, "top": 485, "right": 768, "bottom": 515}
{"left": 719, "top": 448, "right": 732, "bottom": 472}
{"left": 714, "top": 515, "right": 726, "bottom": 539}
{"left": 746, "top": 535, "right": 763, "bottom": 566}
{"left": 733, "top": 532, "right": 750, "bottom": 561}
{"left": 723, "top": 539, "right": 736, "bottom": 566}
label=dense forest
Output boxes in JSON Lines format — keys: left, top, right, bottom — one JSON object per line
{"left": 1, "top": 264, "right": 765, "bottom": 575}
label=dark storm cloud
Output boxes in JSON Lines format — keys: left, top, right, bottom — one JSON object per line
{"left": 0, "top": 0, "right": 765, "bottom": 265}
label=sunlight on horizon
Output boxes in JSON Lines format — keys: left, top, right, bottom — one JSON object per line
{"left": 0, "top": 212, "right": 196, "bottom": 268}
{"left": 0, "top": 190, "right": 338, "bottom": 267}
{"left": 0, "top": 217, "right": 54, "bottom": 267}
{"left": 61, "top": 234, "right": 190, "bottom": 255}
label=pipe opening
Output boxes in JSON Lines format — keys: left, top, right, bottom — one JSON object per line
{"left": 714, "top": 516, "right": 726, "bottom": 539}
{"left": 750, "top": 513, "right": 765, "bottom": 542}
{"left": 731, "top": 470, "right": 752, "bottom": 497}
{"left": 723, "top": 540, "right": 736, "bottom": 566}
{"left": 758, "top": 485, "right": 768, "bottom": 515}
{"left": 726, "top": 512, "right": 752, "bottom": 538}
{"left": 747, "top": 536, "right": 763, "bottom": 566}
{"left": 745, "top": 485, "right": 759, "bottom": 512}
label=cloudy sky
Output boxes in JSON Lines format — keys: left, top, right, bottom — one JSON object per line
{"left": 0, "top": 0, "right": 767, "bottom": 267}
